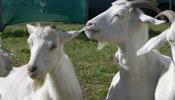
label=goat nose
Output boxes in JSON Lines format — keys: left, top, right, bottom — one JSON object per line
{"left": 28, "top": 66, "right": 37, "bottom": 73}
{"left": 86, "top": 21, "right": 94, "bottom": 27}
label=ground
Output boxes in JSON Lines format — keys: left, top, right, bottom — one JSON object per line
{"left": 0, "top": 22, "right": 170, "bottom": 100}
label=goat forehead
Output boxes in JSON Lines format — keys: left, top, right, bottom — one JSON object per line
{"left": 114, "top": 6, "right": 128, "bottom": 13}
{"left": 31, "top": 29, "right": 58, "bottom": 41}
{"left": 42, "top": 33, "right": 57, "bottom": 41}
{"left": 110, "top": 4, "right": 129, "bottom": 15}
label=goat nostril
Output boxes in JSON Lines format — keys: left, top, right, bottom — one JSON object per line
{"left": 86, "top": 22, "right": 94, "bottom": 26}
{"left": 29, "top": 66, "right": 37, "bottom": 73}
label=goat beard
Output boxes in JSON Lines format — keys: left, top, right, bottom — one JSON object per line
{"left": 33, "top": 76, "right": 45, "bottom": 91}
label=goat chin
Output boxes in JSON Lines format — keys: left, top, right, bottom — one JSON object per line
{"left": 32, "top": 77, "right": 45, "bottom": 91}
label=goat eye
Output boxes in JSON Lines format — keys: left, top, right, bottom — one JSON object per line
{"left": 113, "top": 14, "right": 123, "bottom": 19}
{"left": 48, "top": 42, "right": 57, "bottom": 50}
{"left": 112, "top": 14, "right": 123, "bottom": 23}
{"left": 112, "top": 16, "right": 119, "bottom": 23}
{"left": 114, "top": 15, "right": 120, "bottom": 17}
{"left": 29, "top": 41, "right": 33, "bottom": 48}
{"left": 169, "top": 40, "right": 175, "bottom": 44}
{"left": 113, "top": 15, "right": 119, "bottom": 19}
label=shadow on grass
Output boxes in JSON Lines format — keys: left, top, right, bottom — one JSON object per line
{"left": 1, "top": 23, "right": 169, "bottom": 42}
{"left": 1, "top": 27, "right": 91, "bottom": 42}
{"left": 149, "top": 24, "right": 169, "bottom": 38}
{"left": 76, "top": 32, "right": 97, "bottom": 42}
{"left": 149, "top": 29, "right": 162, "bottom": 38}
{"left": 1, "top": 28, "right": 28, "bottom": 39}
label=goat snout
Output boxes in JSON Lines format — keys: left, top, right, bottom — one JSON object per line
{"left": 28, "top": 65, "right": 37, "bottom": 73}
{"left": 85, "top": 21, "right": 100, "bottom": 33}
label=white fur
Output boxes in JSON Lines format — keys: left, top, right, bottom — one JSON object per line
{"left": 0, "top": 24, "right": 82, "bottom": 100}
{"left": 137, "top": 22, "right": 175, "bottom": 100}
{"left": 85, "top": 1, "right": 170, "bottom": 100}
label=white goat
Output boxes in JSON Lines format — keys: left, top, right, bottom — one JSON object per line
{"left": 0, "top": 37, "right": 13, "bottom": 77}
{"left": 0, "top": 51, "right": 13, "bottom": 77}
{"left": 0, "top": 24, "right": 83, "bottom": 100}
{"left": 137, "top": 10, "right": 175, "bottom": 100}
{"left": 84, "top": 1, "right": 171, "bottom": 100}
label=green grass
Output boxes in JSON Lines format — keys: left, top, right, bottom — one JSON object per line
{"left": 0, "top": 23, "right": 171, "bottom": 100}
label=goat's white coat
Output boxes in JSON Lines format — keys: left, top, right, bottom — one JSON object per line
{"left": 85, "top": 1, "right": 170, "bottom": 100}
{"left": 137, "top": 22, "right": 175, "bottom": 100}
{"left": 0, "top": 25, "right": 82, "bottom": 100}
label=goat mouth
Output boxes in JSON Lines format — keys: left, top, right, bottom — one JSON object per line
{"left": 28, "top": 71, "right": 38, "bottom": 79}
{"left": 85, "top": 26, "right": 100, "bottom": 33}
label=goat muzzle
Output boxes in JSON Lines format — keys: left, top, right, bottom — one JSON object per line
{"left": 85, "top": 22, "right": 100, "bottom": 33}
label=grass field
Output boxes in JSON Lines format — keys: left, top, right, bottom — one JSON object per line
{"left": 0, "top": 23, "right": 171, "bottom": 100}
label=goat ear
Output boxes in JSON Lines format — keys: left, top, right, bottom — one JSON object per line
{"left": 59, "top": 31, "right": 80, "bottom": 42}
{"left": 139, "top": 13, "right": 166, "bottom": 25}
{"left": 137, "top": 30, "right": 168, "bottom": 56}
{"left": 59, "top": 28, "right": 84, "bottom": 42}
{"left": 26, "top": 24, "right": 36, "bottom": 34}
